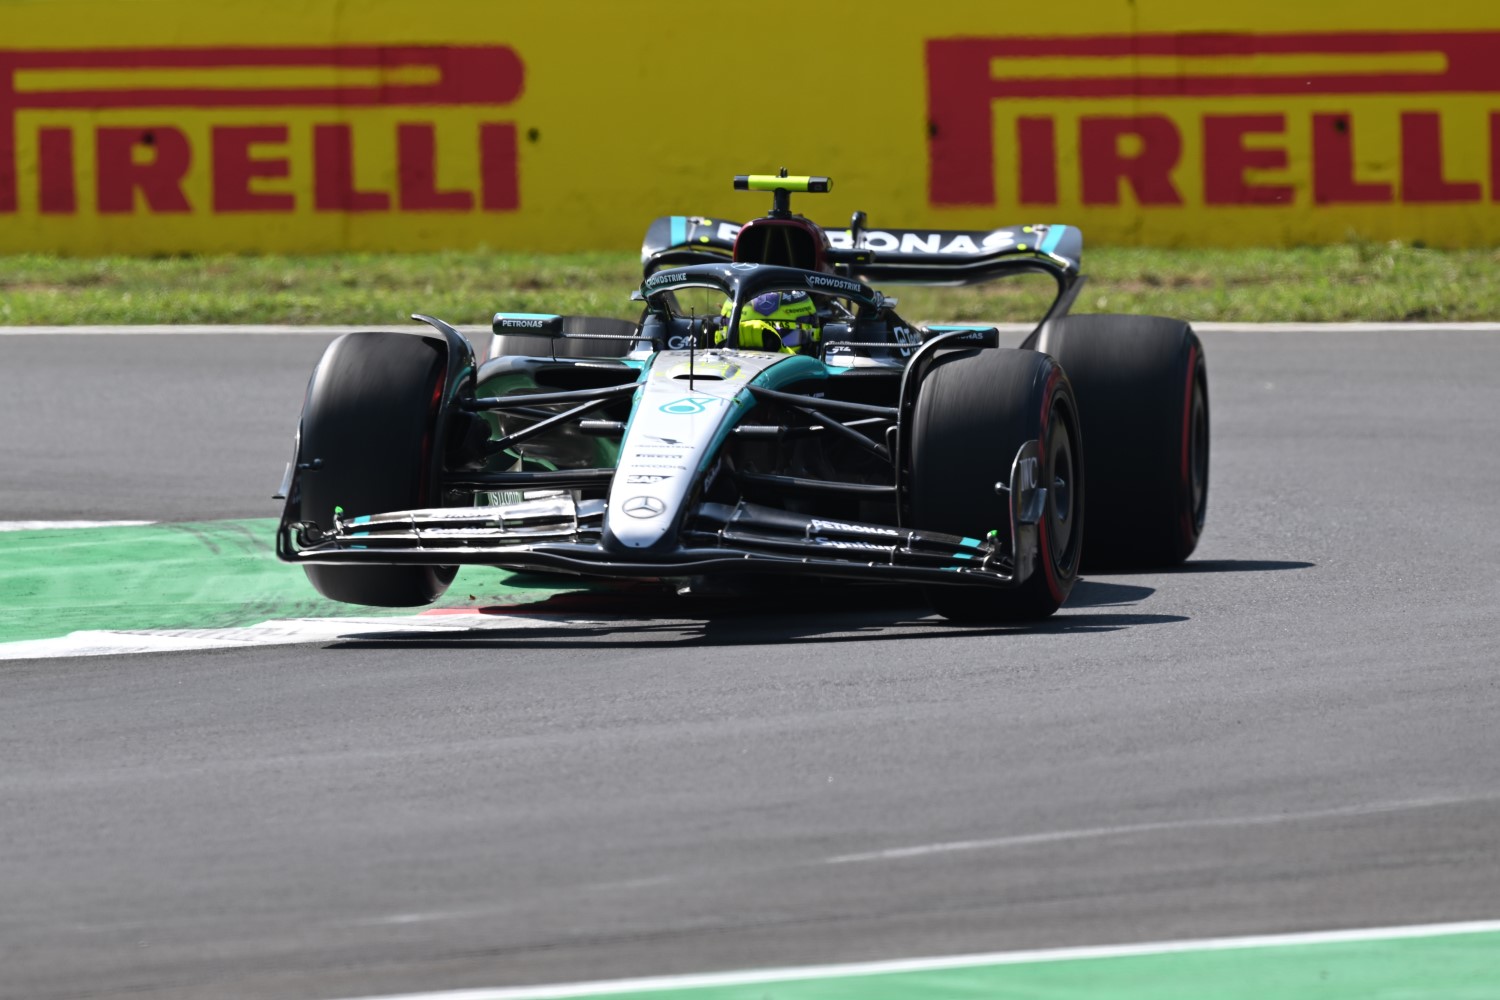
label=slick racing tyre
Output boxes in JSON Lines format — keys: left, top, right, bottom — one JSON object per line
{"left": 1028, "top": 314, "right": 1208, "bottom": 570}
{"left": 911, "top": 347, "right": 1083, "bottom": 622}
{"left": 489, "top": 315, "right": 639, "bottom": 361}
{"left": 297, "top": 331, "right": 458, "bottom": 606}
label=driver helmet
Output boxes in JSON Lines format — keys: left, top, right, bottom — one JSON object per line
{"left": 718, "top": 290, "right": 820, "bottom": 354}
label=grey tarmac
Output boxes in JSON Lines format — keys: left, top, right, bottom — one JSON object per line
{"left": 0, "top": 327, "right": 1497, "bottom": 1000}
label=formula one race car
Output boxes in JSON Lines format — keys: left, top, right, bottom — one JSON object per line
{"left": 276, "top": 173, "right": 1209, "bottom": 621}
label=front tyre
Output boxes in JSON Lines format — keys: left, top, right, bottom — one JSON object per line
{"left": 911, "top": 348, "right": 1083, "bottom": 622}
{"left": 297, "top": 331, "right": 458, "bottom": 607}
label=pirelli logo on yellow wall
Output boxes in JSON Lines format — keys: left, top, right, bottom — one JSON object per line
{"left": 926, "top": 31, "right": 1500, "bottom": 214}
{"left": 0, "top": 45, "right": 521, "bottom": 244}
{"left": 7, "top": 11, "right": 1500, "bottom": 252}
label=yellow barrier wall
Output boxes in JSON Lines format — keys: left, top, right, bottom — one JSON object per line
{"left": 4, "top": 0, "right": 1499, "bottom": 252}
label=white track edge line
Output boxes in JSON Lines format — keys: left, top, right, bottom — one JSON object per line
{"left": 0, "top": 520, "right": 154, "bottom": 531}
{"left": 1192, "top": 321, "right": 1500, "bottom": 333}
{"left": 0, "top": 612, "right": 606, "bottom": 661}
{"left": 325, "top": 919, "right": 1500, "bottom": 1000}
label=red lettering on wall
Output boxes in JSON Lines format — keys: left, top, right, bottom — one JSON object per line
{"left": 479, "top": 123, "right": 518, "bottom": 212}
{"left": 1312, "top": 113, "right": 1393, "bottom": 203}
{"left": 96, "top": 126, "right": 191, "bottom": 213}
{"left": 1203, "top": 115, "right": 1292, "bottom": 205}
{"left": 925, "top": 32, "right": 1500, "bottom": 208}
{"left": 1080, "top": 116, "right": 1182, "bottom": 206}
{"left": 925, "top": 39, "right": 997, "bottom": 204}
{"left": 1400, "top": 112, "right": 1481, "bottom": 203}
{"left": 396, "top": 123, "right": 472, "bottom": 211}
{"left": 1493, "top": 113, "right": 1500, "bottom": 202}
{"left": 1017, "top": 117, "right": 1057, "bottom": 205}
{"left": 38, "top": 127, "right": 75, "bottom": 214}
{"left": 2, "top": 45, "right": 525, "bottom": 216}
{"left": 212, "top": 125, "right": 293, "bottom": 212}
{"left": 312, "top": 124, "right": 389, "bottom": 212}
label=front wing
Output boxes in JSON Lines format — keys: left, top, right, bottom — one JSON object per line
{"left": 277, "top": 442, "right": 1048, "bottom": 590}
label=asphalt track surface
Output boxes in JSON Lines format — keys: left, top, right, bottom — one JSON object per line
{"left": 2, "top": 328, "right": 1499, "bottom": 999}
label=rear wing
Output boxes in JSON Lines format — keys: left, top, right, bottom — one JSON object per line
{"left": 640, "top": 215, "right": 739, "bottom": 272}
{"left": 641, "top": 214, "right": 1083, "bottom": 290}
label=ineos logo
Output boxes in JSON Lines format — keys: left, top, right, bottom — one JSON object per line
{"left": 621, "top": 496, "right": 666, "bottom": 518}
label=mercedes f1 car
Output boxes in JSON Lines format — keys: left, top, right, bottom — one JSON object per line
{"left": 276, "top": 173, "right": 1209, "bottom": 622}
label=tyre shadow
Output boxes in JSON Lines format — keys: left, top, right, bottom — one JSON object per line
{"left": 1164, "top": 558, "right": 1315, "bottom": 573}
{"left": 1065, "top": 579, "right": 1156, "bottom": 607}
{"left": 1091, "top": 558, "right": 1315, "bottom": 576}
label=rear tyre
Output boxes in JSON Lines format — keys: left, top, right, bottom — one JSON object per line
{"left": 1029, "top": 314, "right": 1208, "bottom": 570}
{"left": 911, "top": 348, "right": 1083, "bottom": 622}
{"left": 298, "top": 331, "right": 458, "bottom": 606}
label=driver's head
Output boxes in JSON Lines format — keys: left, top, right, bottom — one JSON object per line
{"left": 719, "top": 290, "right": 820, "bottom": 354}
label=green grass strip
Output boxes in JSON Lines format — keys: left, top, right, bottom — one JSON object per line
{"left": 4, "top": 243, "right": 1499, "bottom": 325}
{"left": 0, "top": 519, "right": 576, "bottom": 644}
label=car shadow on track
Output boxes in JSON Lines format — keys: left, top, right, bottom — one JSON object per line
{"left": 325, "top": 560, "right": 1315, "bottom": 650}
{"left": 326, "top": 611, "right": 1190, "bottom": 651}
{"left": 325, "top": 577, "right": 1184, "bottom": 651}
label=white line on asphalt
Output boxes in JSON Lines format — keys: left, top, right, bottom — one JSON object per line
{"left": 821, "top": 792, "right": 1497, "bottom": 864}
{"left": 323, "top": 919, "right": 1500, "bottom": 1000}
{"left": 0, "top": 612, "right": 606, "bottom": 661}
{"left": 0, "top": 520, "right": 154, "bottom": 531}
{"left": 1192, "top": 321, "right": 1500, "bottom": 333}
{"left": 345, "top": 792, "right": 1499, "bottom": 935}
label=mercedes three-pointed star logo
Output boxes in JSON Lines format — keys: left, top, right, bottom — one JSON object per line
{"left": 621, "top": 495, "right": 666, "bottom": 519}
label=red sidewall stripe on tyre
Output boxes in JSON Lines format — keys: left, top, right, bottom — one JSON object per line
{"left": 1038, "top": 365, "right": 1065, "bottom": 604}
{"left": 1179, "top": 341, "right": 1199, "bottom": 547}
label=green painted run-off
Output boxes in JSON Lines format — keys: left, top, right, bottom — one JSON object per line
{"left": 512, "top": 930, "right": 1500, "bottom": 1000}
{"left": 0, "top": 518, "right": 578, "bottom": 644}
